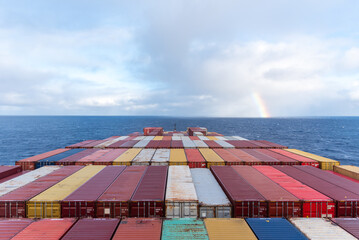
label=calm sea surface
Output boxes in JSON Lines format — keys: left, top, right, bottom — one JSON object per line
{"left": 0, "top": 116, "right": 358, "bottom": 166}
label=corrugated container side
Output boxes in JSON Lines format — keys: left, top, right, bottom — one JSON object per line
{"left": 0, "top": 171, "right": 30, "bottom": 184}
{"left": 199, "top": 149, "right": 225, "bottom": 168}
{"left": 227, "top": 149, "right": 261, "bottom": 165}
{"left": 130, "top": 166, "right": 168, "bottom": 217}
{"left": 0, "top": 166, "right": 21, "bottom": 180}
{"left": 204, "top": 218, "right": 257, "bottom": 240}
{"left": 169, "top": 149, "right": 187, "bottom": 166}
{"left": 12, "top": 218, "right": 77, "bottom": 240}
{"left": 246, "top": 218, "right": 308, "bottom": 240}
{"left": 113, "top": 149, "right": 141, "bottom": 166}
{"left": 56, "top": 149, "right": 100, "bottom": 166}
{"left": 191, "top": 168, "right": 232, "bottom": 218}
{"left": 270, "top": 149, "right": 319, "bottom": 167}
{"left": 75, "top": 149, "right": 111, "bottom": 165}
{"left": 0, "top": 219, "right": 34, "bottom": 239}
{"left": 332, "top": 218, "right": 359, "bottom": 239}
{"left": 61, "top": 218, "right": 120, "bottom": 240}
{"left": 256, "top": 149, "right": 299, "bottom": 165}
{"left": 132, "top": 149, "right": 156, "bottom": 165}
{"left": 61, "top": 166, "right": 126, "bottom": 218}
{"left": 0, "top": 166, "right": 82, "bottom": 218}
{"left": 327, "top": 170, "right": 359, "bottom": 184}
{"left": 0, "top": 166, "right": 60, "bottom": 198}
{"left": 290, "top": 218, "right": 356, "bottom": 240}
{"left": 166, "top": 166, "right": 198, "bottom": 218}
{"left": 274, "top": 165, "right": 359, "bottom": 217}
{"left": 214, "top": 149, "right": 243, "bottom": 165}
{"left": 232, "top": 166, "right": 301, "bottom": 217}
{"left": 93, "top": 149, "right": 128, "bottom": 165}
{"left": 185, "top": 149, "right": 207, "bottom": 168}
{"left": 150, "top": 149, "right": 170, "bottom": 166}
{"left": 112, "top": 218, "right": 162, "bottom": 240}
{"left": 97, "top": 166, "right": 147, "bottom": 218}
{"left": 241, "top": 149, "right": 280, "bottom": 165}
{"left": 210, "top": 166, "right": 267, "bottom": 217}
{"left": 16, "top": 148, "right": 69, "bottom": 170}
{"left": 157, "top": 140, "right": 171, "bottom": 148}
{"left": 254, "top": 165, "right": 335, "bottom": 218}
{"left": 162, "top": 219, "right": 209, "bottom": 240}
{"left": 285, "top": 149, "right": 339, "bottom": 170}
{"left": 334, "top": 165, "right": 359, "bottom": 181}
{"left": 27, "top": 166, "right": 105, "bottom": 218}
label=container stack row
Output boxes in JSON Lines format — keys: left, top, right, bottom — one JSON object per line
{"left": 1, "top": 165, "right": 358, "bottom": 219}
{"left": 16, "top": 148, "right": 327, "bottom": 170}
{"left": 2, "top": 217, "right": 359, "bottom": 239}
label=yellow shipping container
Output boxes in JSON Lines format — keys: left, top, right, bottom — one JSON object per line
{"left": 113, "top": 148, "right": 142, "bottom": 165}
{"left": 153, "top": 136, "right": 163, "bottom": 140}
{"left": 27, "top": 165, "right": 105, "bottom": 218}
{"left": 199, "top": 149, "right": 225, "bottom": 168}
{"left": 169, "top": 149, "right": 187, "bottom": 165}
{"left": 334, "top": 165, "right": 359, "bottom": 181}
{"left": 286, "top": 149, "right": 339, "bottom": 170}
{"left": 206, "top": 136, "right": 218, "bottom": 140}
{"left": 204, "top": 218, "right": 257, "bottom": 240}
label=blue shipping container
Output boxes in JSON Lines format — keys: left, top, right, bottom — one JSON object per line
{"left": 162, "top": 218, "right": 208, "bottom": 240}
{"left": 36, "top": 149, "right": 85, "bottom": 168}
{"left": 246, "top": 218, "right": 308, "bottom": 240}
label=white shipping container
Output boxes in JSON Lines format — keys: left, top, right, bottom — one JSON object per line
{"left": 171, "top": 136, "right": 181, "bottom": 141}
{"left": 133, "top": 140, "right": 151, "bottom": 148}
{"left": 132, "top": 149, "right": 156, "bottom": 165}
{"left": 198, "top": 136, "right": 209, "bottom": 141}
{"left": 190, "top": 168, "right": 232, "bottom": 218}
{"left": 193, "top": 140, "right": 208, "bottom": 148}
{"left": 222, "top": 136, "right": 240, "bottom": 140}
{"left": 172, "top": 133, "right": 184, "bottom": 136}
{"left": 0, "top": 166, "right": 61, "bottom": 197}
{"left": 180, "top": 136, "right": 191, "bottom": 141}
{"left": 182, "top": 139, "right": 196, "bottom": 148}
{"left": 193, "top": 132, "right": 204, "bottom": 136}
{"left": 215, "top": 140, "right": 235, "bottom": 148}
{"left": 151, "top": 149, "right": 170, "bottom": 166}
{"left": 133, "top": 136, "right": 146, "bottom": 141}
{"left": 143, "top": 136, "right": 155, "bottom": 141}
{"left": 290, "top": 218, "right": 356, "bottom": 240}
{"left": 215, "top": 136, "right": 227, "bottom": 140}
{"left": 166, "top": 166, "right": 198, "bottom": 218}
{"left": 94, "top": 136, "right": 129, "bottom": 148}
{"left": 233, "top": 136, "right": 248, "bottom": 140}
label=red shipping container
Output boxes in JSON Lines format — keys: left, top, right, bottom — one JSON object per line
{"left": 145, "top": 140, "right": 161, "bottom": 149}
{"left": 119, "top": 140, "right": 140, "bottom": 148}
{"left": 97, "top": 166, "right": 147, "bottom": 218}
{"left": 130, "top": 166, "right": 168, "bottom": 217}
{"left": 254, "top": 165, "right": 335, "bottom": 218}
{"left": 0, "top": 166, "right": 21, "bottom": 180}
{"left": 66, "top": 140, "right": 97, "bottom": 148}
{"left": 158, "top": 140, "right": 171, "bottom": 148}
{"left": 171, "top": 140, "right": 183, "bottom": 148}
{"left": 326, "top": 170, "right": 359, "bottom": 184}
{"left": 16, "top": 148, "right": 69, "bottom": 170}
{"left": 210, "top": 166, "right": 267, "bottom": 217}
{"left": 56, "top": 149, "right": 99, "bottom": 166}
{"left": 61, "top": 218, "right": 120, "bottom": 240}
{"left": 81, "top": 139, "right": 110, "bottom": 148}
{"left": 255, "top": 140, "right": 287, "bottom": 149}
{"left": 62, "top": 166, "right": 126, "bottom": 218}
{"left": 0, "top": 219, "right": 33, "bottom": 239}
{"left": 112, "top": 218, "right": 162, "bottom": 240}
{"left": 274, "top": 165, "right": 359, "bottom": 217}
{"left": 0, "top": 166, "right": 82, "bottom": 218}
{"left": 203, "top": 140, "right": 223, "bottom": 148}
{"left": 93, "top": 149, "right": 128, "bottom": 165}
{"left": 226, "top": 140, "right": 259, "bottom": 149}
{"left": 0, "top": 170, "right": 30, "bottom": 184}
{"left": 227, "top": 149, "right": 261, "bottom": 165}
{"left": 232, "top": 166, "right": 301, "bottom": 217}
{"left": 162, "top": 136, "right": 172, "bottom": 141}
{"left": 75, "top": 149, "right": 112, "bottom": 166}
{"left": 214, "top": 149, "right": 243, "bottom": 165}
{"left": 270, "top": 149, "right": 319, "bottom": 167}
{"left": 256, "top": 149, "right": 299, "bottom": 165}
{"left": 331, "top": 218, "right": 359, "bottom": 238}
{"left": 144, "top": 127, "right": 163, "bottom": 136}
{"left": 247, "top": 140, "right": 272, "bottom": 148}
{"left": 185, "top": 149, "right": 207, "bottom": 168}
{"left": 242, "top": 149, "right": 280, "bottom": 165}
{"left": 189, "top": 136, "right": 200, "bottom": 140}
{"left": 12, "top": 218, "right": 76, "bottom": 240}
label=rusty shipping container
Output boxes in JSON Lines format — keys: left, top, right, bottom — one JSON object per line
{"left": 61, "top": 218, "right": 120, "bottom": 240}
{"left": 61, "top": 166, "right": 126, "bottom": 218}
{"left": 166, "top": 166, "right": 198, "bottom": 218}
{"left": 130, "top": 166, "right": 168, "bottom": 217}
{"left": 185, "top": 149, "right": 207, "bottom": 168}
{"left": 274, "top": 165, "right": 359, "bottom": 217}
{"left": 112, "top": 218, "right": 162, "bottom": 240}
{"left": 254, "top": 165, "right": 335, "bottom": 218}
{"left": 0, "top": 166, "right": 82, "bottom": 218}
{"left": 210, "top": 166, "right": 267, "bottom": 217}
{"left": 232, "top": 166, "right": 301, "bottom": 217}
{"left": 97, "top": 166, "right": 147, "bottom": 218}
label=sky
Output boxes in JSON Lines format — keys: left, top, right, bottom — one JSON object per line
{"left": 0, "top": 1, "right": 359, "bottom": 117}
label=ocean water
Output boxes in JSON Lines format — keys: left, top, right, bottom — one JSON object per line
{"left": 0, "top": 116, "right": 358, "bottom": 166}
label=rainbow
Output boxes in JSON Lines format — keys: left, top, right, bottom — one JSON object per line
{"left": 252, "top": 92, "right": 270, "bottom": 118}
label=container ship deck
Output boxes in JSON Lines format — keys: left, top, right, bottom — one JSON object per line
{"left": 0, "top": 127, "right": 358, "bottom": 239}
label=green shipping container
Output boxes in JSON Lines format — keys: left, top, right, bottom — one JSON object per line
{"left": 162, "top": 218, "right": 209, "bottom": 240}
